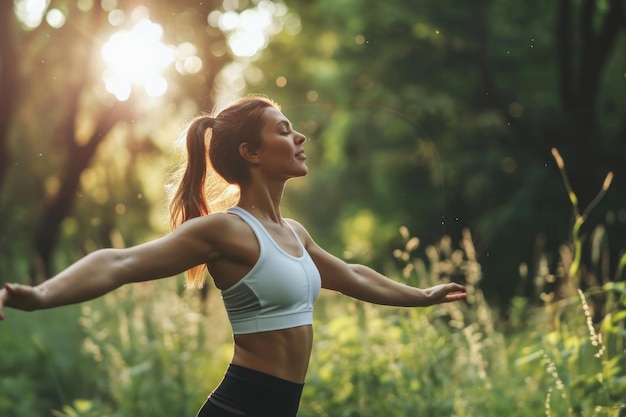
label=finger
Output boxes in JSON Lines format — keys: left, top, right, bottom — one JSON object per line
{"left": 1, "top": 283, "right": 20, "bottom": 318}
{"left": 0, "top": 286, "right": 7, "bottom": 321}
{"left": 0, "top": 284, "right": 9, "bottom": 299}
{"left": 445, "top": 292, "right": 467, "bottom": 302}
{"left": 6, "top": 283, "right": 27, "bottom": 296}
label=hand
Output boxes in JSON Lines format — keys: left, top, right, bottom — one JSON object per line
{"left": 427, "top": 283, "right": 467, "bottom": 305}
{"left": 0, "top": 283, "right": 44, "bottom": 320}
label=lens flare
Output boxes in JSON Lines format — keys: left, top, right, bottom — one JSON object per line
{"left": 101, "top": 18, "right": 175, "bottom": 100}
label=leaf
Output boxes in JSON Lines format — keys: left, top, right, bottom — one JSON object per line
{"left": 611, "top": 310, "right": 626, "bottom": 324}
{"left": 616, "top": 252, "right": 626, "bottom": 280}
{"left": 604, "top": 281, "right": 626, "bottom": 296}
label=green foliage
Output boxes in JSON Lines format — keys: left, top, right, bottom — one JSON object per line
{"left": 73, "top": 280, "right": 232, "bottom": 417}
{"left": 5, "top": 151, "right": 624, "bottom": 416}
{"left": 0, "top": 305, "right": 101, "bottom": 417}
{"left": 0, "top": 280, "right": 233, "bottom": 417}
{"left": 1, "top": 1, "right": 625, "bottom": 416}
{"left": 0, "top": 0, "right": 232, "bottom": 279}
{"left": 2, "top": 235, "right": 625, "bottom": 416}
{"left": 511, "top": 150, "right": 626, "bottom": 416}
{"left": 514, "top": 283, "right": 626, "bottom": 417}
{"left": 51, "top": 399, "right": 114, "bottom": 417}
{"left": 251, "top": 0, "right": 626, "bottom": 306}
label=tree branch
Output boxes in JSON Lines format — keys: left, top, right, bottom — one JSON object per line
{"left": 32, "top": 99, "right": 132, "bottom": 281}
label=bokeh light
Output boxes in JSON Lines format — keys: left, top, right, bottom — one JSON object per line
{"left": 209, "top": 0, "right": 288, "bottom": 59}
{"left": 45, "top": 8, "right": 66, "bottom": 28}
{"left": 14, "top": 0, "right": 49, "bottom": 29}
{"left": 101, "top": 18, "right": 175, "bottom": 101}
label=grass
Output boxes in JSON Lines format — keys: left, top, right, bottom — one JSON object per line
{"left": 3, "top": 231, "right": 620, "bottom": 417}
{"left": 1, "top": 149, "right": 624, "bottom": 416}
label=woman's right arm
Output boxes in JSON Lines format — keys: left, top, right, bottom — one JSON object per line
{"left": 0, "top": 214, "right": 229, "bottom": 320}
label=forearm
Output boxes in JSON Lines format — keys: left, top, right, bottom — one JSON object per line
{"left": 345, "top": 264, "right": 432, "bottom": 307}
{"left": 35, "top": 248, "right": 128, "bottom": 309}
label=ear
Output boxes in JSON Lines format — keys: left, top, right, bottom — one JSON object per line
{"left": 239, "top": 142, "right": 260, "bottom": 164}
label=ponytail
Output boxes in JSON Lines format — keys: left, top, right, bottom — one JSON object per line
{"left": 168, "top": 115, "right": 214, "bottom": 288}
{"left": 169, "top": 115, "right": 213, "bottom": 230}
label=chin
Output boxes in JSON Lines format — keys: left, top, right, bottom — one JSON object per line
{"left": 289, "top": 168, "right": 309, "bottom": 179}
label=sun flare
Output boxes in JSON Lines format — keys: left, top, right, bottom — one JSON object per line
{"left": 101, "top": 18, "right": 175, "bottom": 101}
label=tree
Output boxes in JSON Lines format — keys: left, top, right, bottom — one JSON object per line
{"left": 1, "top": 0, "right": 233, "bottom": 281}
{"left": 556, "top": 0, "right": 626, "bottom": 205}
{"left": 249, "top": 0, "right": 626, "bottom": 306}
{"left": 0, "top": 0, "right": 19, "bottom": 188}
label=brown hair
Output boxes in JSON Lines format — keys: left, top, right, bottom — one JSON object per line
{"left": 168, "top": 95, "right": 279, "bottom": 288}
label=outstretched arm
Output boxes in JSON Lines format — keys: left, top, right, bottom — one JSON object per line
{"left": 0, "top": 214, "right": 226, "bottom": 320}
{"left": 323, "top": 262, "right": 466, "bottom": 306}
{"left": 290, "top": 221, "right": 466, "bottom": 307}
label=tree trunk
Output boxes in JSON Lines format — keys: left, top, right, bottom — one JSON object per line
{"left": 0, "top": 1, "right": 18, "bottom": 189}
{"left": 557, "top": 0, "right": 625, "bottom": 207}
{"left": 31, "top": 100, "right": 131, "bottom": 282}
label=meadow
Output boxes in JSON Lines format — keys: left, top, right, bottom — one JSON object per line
{"left": 1, "top": 157, "right": 625, "bottom": 417}
{"left": 1, "top": 225, "right": 624, "bottom": 417}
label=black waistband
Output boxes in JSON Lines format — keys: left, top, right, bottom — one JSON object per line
{"left": 209, "top": 364, "right": 304, "bottom": 417}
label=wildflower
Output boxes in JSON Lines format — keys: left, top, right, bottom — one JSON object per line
{"left": 577, "top": 289, "right": 606, "bottom": 358}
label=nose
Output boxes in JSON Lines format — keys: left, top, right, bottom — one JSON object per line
{"left": 295, "top": 131, "right": 306, "bottom": 144}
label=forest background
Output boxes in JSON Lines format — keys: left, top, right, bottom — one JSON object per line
{"left": 0, "top": 0, "right": 625, "bottom": 416}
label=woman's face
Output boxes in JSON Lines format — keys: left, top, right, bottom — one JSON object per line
{"left": 253, "top": 107, "right": 308, "bottom": 180}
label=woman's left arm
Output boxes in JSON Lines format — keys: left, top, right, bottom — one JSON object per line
{"left": 291, "top": 221, "right": 466, "bottom": 307}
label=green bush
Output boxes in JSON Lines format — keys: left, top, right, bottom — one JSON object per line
{"left": 0, "top": 305, "right": 101, "bottom": 417}
{"left": 72, "top": 280, "right": 233, "bottom": 417}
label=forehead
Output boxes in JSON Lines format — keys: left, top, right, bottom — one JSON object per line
{"left": 261, "top": 106, "right": 289, "bottom": 128}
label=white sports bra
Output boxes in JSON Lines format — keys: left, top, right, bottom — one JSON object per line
{"left": 221, "top": 206, "right": 321, "bottom": 334}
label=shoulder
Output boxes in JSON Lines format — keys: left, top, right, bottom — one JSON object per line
{"left": 284, "top": 218, "right": 307, "bottom": 234}
{"left": 175, "top": 211, "right": 249, "bottom": 241}
{"left": 205, "top": 211, "right": 243, "bottom": 229}
{"left": 173, "top": 211, "right": 255, "bottom": 260}
{"left": 285, "top": 218, "right": 315, "bottom": 248}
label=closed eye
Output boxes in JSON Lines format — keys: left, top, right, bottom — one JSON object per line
{"left": 277, "top": 120, "right": 292, "bottom": 136}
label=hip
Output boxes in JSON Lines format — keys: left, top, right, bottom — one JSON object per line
{"left": 196, "top": 364, "right": 304, "bottom": 417}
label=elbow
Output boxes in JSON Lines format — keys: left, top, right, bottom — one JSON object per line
{"left": 331, "top": 264, "right": 366, "bottom": 293}
{"left": 99, "top": 248, "right": 133, "bottom": 286}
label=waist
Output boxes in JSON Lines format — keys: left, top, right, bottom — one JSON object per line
{"left": 233, "top": 325, "right": 314, "bottom": 383}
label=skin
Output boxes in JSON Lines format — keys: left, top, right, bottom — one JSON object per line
{"left": 0, "top": 106, "right": 466, "bottom": 385}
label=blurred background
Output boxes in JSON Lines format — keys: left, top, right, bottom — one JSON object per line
{"left": 0, "top": 1, "right": 625, "bottom": 416}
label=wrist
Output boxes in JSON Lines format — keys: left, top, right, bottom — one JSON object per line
{"left": 31, "top": 285, "right": 48, "bottom": 310}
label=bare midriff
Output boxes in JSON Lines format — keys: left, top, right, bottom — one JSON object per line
{"left": 231, "top": 324, "right": 314, "bottom": 384}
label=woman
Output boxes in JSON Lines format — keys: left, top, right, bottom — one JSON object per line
{"left": 0, "top": 95, "right": 466, "bottom": 417}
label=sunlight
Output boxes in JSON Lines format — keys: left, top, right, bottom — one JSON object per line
{"left": 101, "top": 18, "right": 175, "bottom": 101}
{"left": 210, "top": 0, "right": 287, "bottom": 58}
{"left": 15, "top": 0, "right": 288, "bottom": 101}
{"left": 14, "top": 0, "right": 49, "bottom": 29}
{"left": 226, "top": 8, "right": 271, "bottom": 57}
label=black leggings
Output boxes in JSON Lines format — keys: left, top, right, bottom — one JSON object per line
{"left": 196, "top": 400, "right": 247, "bottom": 417}
{"left": 196, "top": 364, "right": 304, "bottom": 417}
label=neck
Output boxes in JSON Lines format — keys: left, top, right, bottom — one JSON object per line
{"left": 237, "top": 178, "right": 286, "bottom": 223}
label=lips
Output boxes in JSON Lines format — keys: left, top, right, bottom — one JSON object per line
{"left": 295, "top": 150, "right": 306, "bottom": 159}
